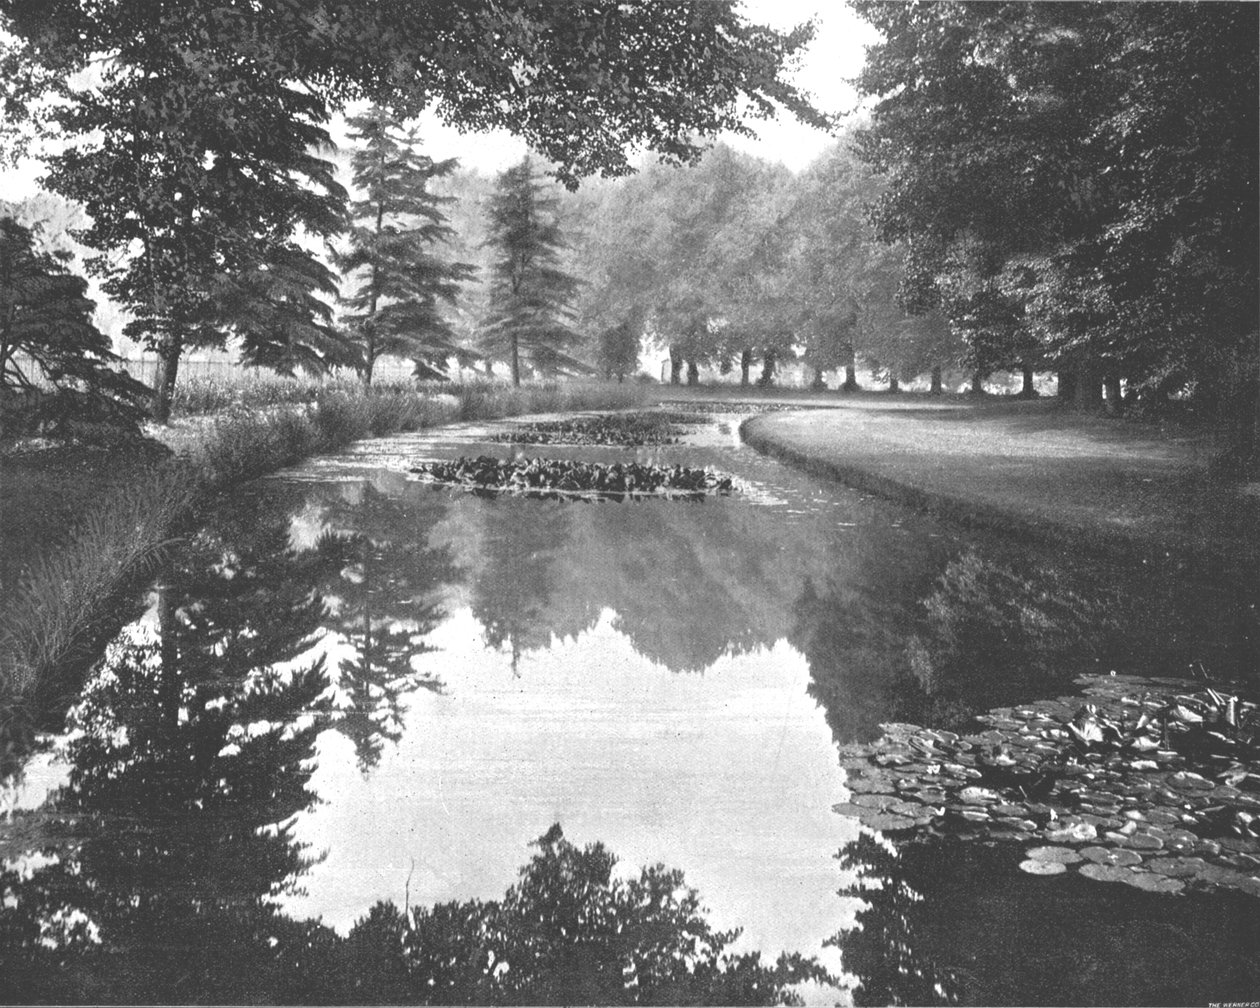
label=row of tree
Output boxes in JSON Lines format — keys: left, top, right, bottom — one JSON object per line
{"left": 0, "top": 0, "right": 824, "bottom": 421}
{"left": 848, "top": 2, "right": 1258, "bottom": 461}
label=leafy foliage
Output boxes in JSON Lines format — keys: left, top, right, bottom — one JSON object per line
{"left": 851, "top": 1, "right": 1258, "bottom": 444}
{"left": 359, "top": 825, "right": 834, "bottom": 1005}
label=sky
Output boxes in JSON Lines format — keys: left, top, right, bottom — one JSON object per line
{"left": 0, "top": 1, "right": 879, "bottom": 198}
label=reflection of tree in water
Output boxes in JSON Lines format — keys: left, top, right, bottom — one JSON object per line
{"left": 792, "top": 548, "right": 1108, "bottom": 741}
{"left": 0, "top": 494, "right": 340, "bottom": 1002}
{"left": 314, "top": 484, "right": 455, "bottom": 768}
{"left": 465, "top": 496, "right": 835, "bottom": 674}
{"left": 339, "top": 824, "right": 833, "bottom": 1005}
{"left": 470, "top": 499, "right": 587, "bottom": 669}
{"left": 830, "top": 834, "right": 1260, "bottom": 1007}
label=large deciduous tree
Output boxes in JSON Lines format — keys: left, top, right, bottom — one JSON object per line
{"left": 337, "top": 107, "right": 476, "bottom": 384}
{"left": 852, "top": 1, "right": 1258, "bottom": 466}
{"left": 40, "top": 25, "right": 350, "bottom": 420}
{"left": 480, "top": 158, "right": 583, "bottom": 385}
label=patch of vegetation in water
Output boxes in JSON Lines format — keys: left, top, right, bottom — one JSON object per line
{"left": 410, "top": 455, "right": 735, "bottom": 500}
{"left": 832, "top": 673, "right": 1260, "bottom": 897}
{"left": 488, "top": 411, "right": 696, "bottom": 447}
{"left": 658, "top": 400, "right": 813, "bottom": 414}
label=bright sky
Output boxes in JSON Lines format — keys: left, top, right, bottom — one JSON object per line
{"left": 0, "top": 1, "right": 877, "bottom": 198}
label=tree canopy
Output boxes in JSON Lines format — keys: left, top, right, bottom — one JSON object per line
{"left": 851, "top": 0, "right": 1259, "bottom": 448}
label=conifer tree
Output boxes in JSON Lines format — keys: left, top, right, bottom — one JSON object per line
{"left": 336, "top": 107, "right": 476, "bottom": 384}
{"left": 480, "top": 159, "right": 584, "bottom": 386}
{"left": 0, "top": 215, "right": 148, "bottom": 434}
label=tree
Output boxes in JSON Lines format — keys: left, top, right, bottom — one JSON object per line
{"left": 595, "top": 318, "right": 642, "bottom": 382}
{"left": 852, "top": 2, "right": 1258, "bottom": 462}
{"left": 0, "top": 215, "right": 148, "bottom": 436}
{"left": 480, "top": 158, "right": 584, "bottom": 385}
{"left": 2, "top": 2, "right": 827, "bottom": 414}
{"left": 39, "top": 28, "right": 349, "bottom": 421}
{"left": 337, "top": 107, "right": 477, "bottom": 384}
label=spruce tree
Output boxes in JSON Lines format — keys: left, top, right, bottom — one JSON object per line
{"left": 480, "top": 159, "right": 584, "bottom": 386}
{"left": 337, "top": 107, "right": 476, "bottom": 384}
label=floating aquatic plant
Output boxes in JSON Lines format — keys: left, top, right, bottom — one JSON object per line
{"left": 832, "top": 673, "right": 1260, "bottom": 897}
{"left": 409, "top": 455, "right": 736, "bottom": 500}
{"left": 488, "top": 412, "right": 696, "bottom": 447}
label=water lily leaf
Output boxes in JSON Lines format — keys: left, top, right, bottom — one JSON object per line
{"left": 1078, "top": 863, "right": 1135, "bottom": 883}
{"left": 1123, "top": 872, "right": 1185, "bottom": 894}
{"left": 1080, "top": 846, "right": 1143, "bottom": 867}
{"left": 1025, "top": 846, "right": 1083, "bottom": 864}
{"left": 859, "top": 812, "right": 919, "bottom": 832}
{"left": 1020, "top": 859, "right": 1068, "bottom": 875}
{"left": 1144, "top": 856, "right": 1208, "bottom": 877}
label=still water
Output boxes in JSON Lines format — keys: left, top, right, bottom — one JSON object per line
{"left": 2, "top": 407, "right": 1256, "bottom": 1004}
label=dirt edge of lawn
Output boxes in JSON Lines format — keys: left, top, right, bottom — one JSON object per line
{"left": 740, "top": 411, "right": 1259, "bottom": 579}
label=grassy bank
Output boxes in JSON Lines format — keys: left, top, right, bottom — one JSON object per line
{"left": 0, "top": 380, "right": 642, "bottom": 714}
{"left": 742, "top": 395, "right": 1260, "bottom": 576}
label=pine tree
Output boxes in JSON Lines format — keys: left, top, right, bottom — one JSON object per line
{"left": 0, "top": 215, "right": 149, "bottom": 435}
{"left": 336, "top": 108, "right": 476, "bottom": 384}
{"left": 480, "top": 158, "right": 584, "bottom": 386}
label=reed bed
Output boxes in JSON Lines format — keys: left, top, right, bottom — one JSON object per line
{"left": 0, "top": 380, "right": 644, "bottom": 712}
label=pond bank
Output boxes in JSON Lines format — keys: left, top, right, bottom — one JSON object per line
{"left": 742, "top": 395, "right": 1260, "bottom": 576}
{"left": 0, "top": 382, "right": 643, "bottom": 716}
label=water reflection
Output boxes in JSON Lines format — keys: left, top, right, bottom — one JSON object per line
{"left": 3, "top": 412, "right": 1257, "bottom": 1003}
{"left": 830, "top": 835, "right": 1260, "bottom": 1007}
{"left": 0, "top": 493, "right": 337, "bottom": 1001}
{"left": 311, "top": 483, "right": 454, "bottom": 768}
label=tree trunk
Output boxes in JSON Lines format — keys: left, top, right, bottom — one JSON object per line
{"left": 842, "top": 361, "right": 859, "bottom": 392}
{"left": 1057, "top": 368, "right": 1077, "bottom": 402}
{"left": 810, "top": 366, "right": 826, "bottom": 391}
{"left": 151, "top": 335, "right": 183, "bottom": 424}
{"left": 511, "top": 333, "right": 521, "bottom": 387}
{"left": 1072, "top": 359, "right": 1104, "bottom": 412}
{"left": 686, "top": 359, "right": 699, "bottom": 385}
{"left": 669, "top": 346, "right": 683, "bottom": 385}
{"left": 740, "top": 348, "right": 752, "bottom": 386}
{"left": 888, "top": 375, "right": 900, "bottom": 393}
{"left": 1103, "top": 373, "right": 1123, "bottom": 416}
{"left": 930, "top": 366, "right": 943, "bottom": 395}
{"left": 1019, "top": 363, "right": 1035, "bottom": 398}
{"left": 757, "top": 348, "right": 776, "bottom": 387}
{"left": 968, "top": 370, "right": 986, "bottom": 396}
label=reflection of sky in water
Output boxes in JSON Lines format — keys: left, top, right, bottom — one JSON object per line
{"left": 284, "top": 605, "right": 858, "bottom": 978}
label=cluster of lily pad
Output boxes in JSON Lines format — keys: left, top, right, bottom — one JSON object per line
{"left": 409, "top": 455, "right": 735, "bottom": 500}
{"left": 488, "top": 412, "right": 695, "bottom": 447}
{"left": 833, "top": 672, "right": 1260, "bottom": 897}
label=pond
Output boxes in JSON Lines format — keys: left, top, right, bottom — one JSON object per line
{"left": 2, "top": 405, "right": 1257, "bottom": 1004}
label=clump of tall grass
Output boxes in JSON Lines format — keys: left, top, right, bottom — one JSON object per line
{"left": 0, "top": 463, "right": 197, "bottom": 705}
{"left": 1, "top": 380, "right": 643, "bottom": 711}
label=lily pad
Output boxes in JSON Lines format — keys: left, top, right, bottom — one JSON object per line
{"left": 1025, "top": 846, "right": 1083, "bottom": 864}
{"left": 1080, "top": 846, "right": 1143, "bottom": 867}
{"left": 860, "top": 812, "right": 919, "bottom": 832}
{"left": 1144, "top": 856, "right": 1209, "bottom": 878}
{"left": 1020, "top": 859, "right": 1068, "bottom": 875}
{"left": 1123, "top": 872, "right": 1185, "bottom": 894}
{"left": 1078, "top": 863, "right": 1135, "bottom": 884}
